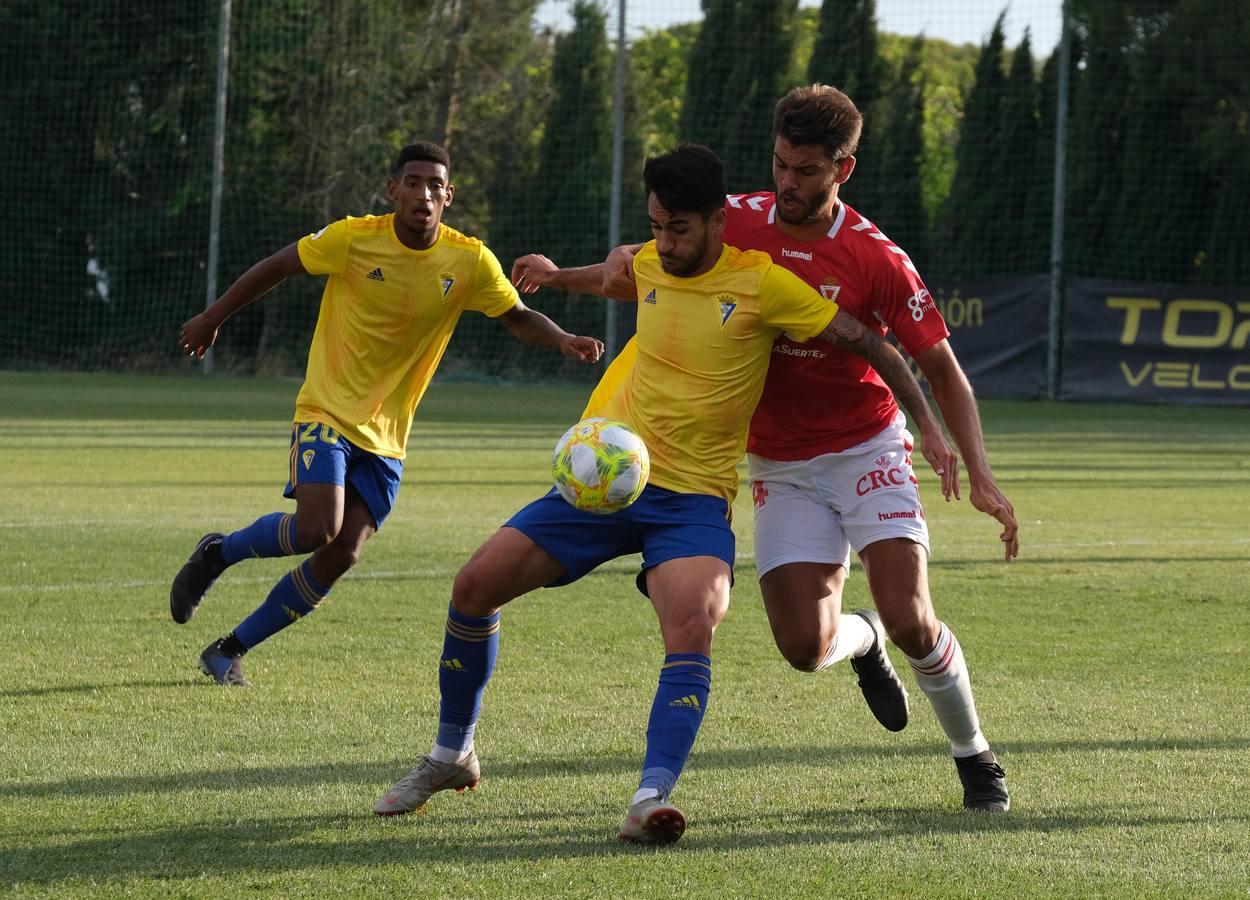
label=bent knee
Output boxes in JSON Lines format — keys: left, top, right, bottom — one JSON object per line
{"left": 451, "top": 563, "right": 503, "bottom": 616}
{"left": 295, "top": 524, "right": 337, "bottom": 552}
{"left": 881, "top": 615, "right": 939, "bottom": 658}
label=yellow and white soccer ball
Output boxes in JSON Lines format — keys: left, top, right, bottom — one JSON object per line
{"left": 552, "top": 417, "right": 650, "bottom": 514}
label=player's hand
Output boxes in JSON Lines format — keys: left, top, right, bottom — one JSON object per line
{"left": 179, "top": 312, "right": 220, "bottom": 359}
{"left": 971, "top": 479, "right": 1019, "bottom": 560}
{"left": 918, "top": 421, "right": 961, "bottom": 502}
{"left": 603, "top": 245, "right": 637, "bottom": 298}
{"left": 511, "top": 254, "right": 559, "bottom": 294}
{"left": 561, "top": 334, "right": 604, "bottom": 364}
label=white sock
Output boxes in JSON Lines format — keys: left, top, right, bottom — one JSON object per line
{"left": 905, "top": 622, "right": 990, "bottom": 757}
{"left": 631, "top": 787, "right": 661, "bottom": 805}
{"left": 429, "top": 742, "right": 473, "bottom": 763}
{"left": 814, "top": 613, "right": 876, "bottom": 671}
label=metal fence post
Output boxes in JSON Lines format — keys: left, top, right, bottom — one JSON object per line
{"left": 1047, "top": 0, "right": 1071, "bottom": 399}
{"left": 204, "top": 0, "right": 232, "bottom": 375}
{"left": 606, "top": 0, "right": 627, "bottom": 362}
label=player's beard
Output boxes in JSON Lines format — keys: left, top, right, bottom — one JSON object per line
{"left": 659, "top": 235, "right": 709, "bottom": 277}
{"left": 776, "top": 182, "right": 835, "bottom": 226}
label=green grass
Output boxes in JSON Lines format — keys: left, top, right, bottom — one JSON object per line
{"left": 2, "top": 372, "right": 1248, "bottom": 897}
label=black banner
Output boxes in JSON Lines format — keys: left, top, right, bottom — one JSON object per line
{"left": 922, "top": 274, "right": 1050, "bottom": 399}
{"left": 1062, "top": 278, "right": 1250, "bottom": 405}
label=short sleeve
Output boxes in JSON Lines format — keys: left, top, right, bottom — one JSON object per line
{"left": 467, "top": 244, "right": 520, "bottom": 317}
{"left": 871, "top": 252, "right": 949, "bottom": 357}
{"left": 759, "top": 263, "right": 838, "bottom": 341}
{"left": 297, "top": 219, "right": 352, "bottom": 275}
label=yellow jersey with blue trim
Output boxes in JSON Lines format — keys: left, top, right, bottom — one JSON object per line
{"left": 582, "top": 241, "right": 838, "bottom": 503}
{"left": 293, "top": 214, "right": 517, "bottom": 459}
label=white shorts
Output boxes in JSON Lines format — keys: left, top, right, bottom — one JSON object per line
{"left": 748, "top": 413, "right": 930, "bottom": 578}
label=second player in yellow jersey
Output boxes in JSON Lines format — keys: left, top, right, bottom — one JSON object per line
{"left": 171, "top": 141, "right": 602, "bottom": 688}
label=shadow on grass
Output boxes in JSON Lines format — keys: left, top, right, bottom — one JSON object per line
{"left": 5, "top": 737, "right": 1248, "bottom": 803}
{"left": 0, "top": 679, "right": 190, "bottom": 699}
{"left": 2, "top": 801, "right": 1247, "bottom": 885}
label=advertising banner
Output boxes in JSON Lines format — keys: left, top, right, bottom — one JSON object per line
{"left": 921, "top": 275, "right": 1049, "bottom": 398}
{"left": 1062, "top": 279, "right": 1250, "bottom": 405}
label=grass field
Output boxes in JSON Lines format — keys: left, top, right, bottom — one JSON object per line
{"left": 2, "top": 372, "right": 1248, "bottom": 897}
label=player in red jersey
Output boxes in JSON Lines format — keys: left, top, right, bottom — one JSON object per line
{"left": 512, "top": 85, "right": 1017, "bottom": 812}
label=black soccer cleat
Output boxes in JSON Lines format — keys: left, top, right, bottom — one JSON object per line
{"left": 955, "top": 750, "right": 1010, "bottom": 812}
{"left": 849, "top": 608, "right": 910, "bottom": 732}
{"left": 170, "top": 532, "right": 227, "bottom": 624}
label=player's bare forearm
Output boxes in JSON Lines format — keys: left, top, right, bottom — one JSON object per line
{"left": 499, "top": 304, "right": 604, "bottom": 363}
{"left": 917, "top": 341, "right": 1019, "bottom": 557}
{"left": 917, "top": 342, "right": 992, "bottom": 479}
{"left": 512, "top": 253, "right": 634, "bottom": 301}
{"left": 179, "top": 242, "right": 305, "bottom": 358}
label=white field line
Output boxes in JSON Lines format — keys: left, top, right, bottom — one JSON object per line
{"left": 3, "top": 539, "right": 1249, "bottom": 597}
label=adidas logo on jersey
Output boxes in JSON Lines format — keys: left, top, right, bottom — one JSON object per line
{"left": 669, "top": 694, "right": 701, "bottom": 709}
{"left": 644, "top": 289, "right": 657, "bottom": 304}
{"left": 367, "top": 267, "right": 385, "bottom": 281}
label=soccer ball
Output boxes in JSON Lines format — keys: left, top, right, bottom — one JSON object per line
{"left": 552, "top": 417, "right": 650, "bottom": 514}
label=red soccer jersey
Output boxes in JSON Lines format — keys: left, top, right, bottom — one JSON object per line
{"left": 723, "top": 192, "right": 949, "bottom": 460}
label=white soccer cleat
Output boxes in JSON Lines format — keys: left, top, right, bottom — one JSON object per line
{"left": 373, "top": 751, "right": 480, "bottom": 816}
{"left": 617, "top": 794, "right": 686, "bottom": 844}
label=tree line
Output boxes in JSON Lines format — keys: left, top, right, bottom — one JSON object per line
{"left": 1, "top": 0, "right": 1245, "bottom": 373}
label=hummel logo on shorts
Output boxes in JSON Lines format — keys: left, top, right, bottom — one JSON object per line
{"left": 367, "top": 267, "right": 385, "bottom": 281}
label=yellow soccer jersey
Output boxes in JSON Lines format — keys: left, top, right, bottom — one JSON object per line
{"left": 293, "top": 214, "right": 518, "bottom": 459}
{"left": 583, "top": 241, "right": 838, "bottom": 502}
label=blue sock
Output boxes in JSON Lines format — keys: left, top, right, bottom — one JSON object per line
{"left": 435, "top": 605, "right": 501, "bottom": 753}
{"left": 639, "top": 653, "right": 712, "bottom": 798}
{"left": 220, "top": 512, "right": 301, "bottom": 567}
{"left": 233, "top": 560, "right": 330, "bottom": 650}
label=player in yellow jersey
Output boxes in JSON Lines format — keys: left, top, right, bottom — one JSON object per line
{"left": 373, "top": 144, "right": 954, "bottom": 844}
{"left": 169, "top": 142, "right": 602, "bottom": 686}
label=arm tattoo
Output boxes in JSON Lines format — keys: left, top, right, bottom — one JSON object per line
{"left": 831, "top": 326, "right": 934, "bottom": 428}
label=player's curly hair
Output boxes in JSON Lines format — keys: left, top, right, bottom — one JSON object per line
{"left": 773, "top": 84, "right": 862, "bottom": 160}
{"left": 642, "top": 143, "right": 726, "bottom": 218}
{"left": 394, "top": 141, "right": 450, "bottom": 174}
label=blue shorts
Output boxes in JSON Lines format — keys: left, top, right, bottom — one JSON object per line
{"left": 505, "top": 484, "right": 735, "bottom": 595}
{"left": 283, "top": 421, "right": 403, "bottom": 529}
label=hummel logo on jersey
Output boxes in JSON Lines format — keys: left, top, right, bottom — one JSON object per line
{"left": 367, "top": 267, "right": 385, "bottom": 281}
{"left": 440, "top": 658, "right": 465, "bottom": 671}
{"left": 716, "top": 293, "right": 737, "bottom": 326}
{"left": 644, "top": 289, "right": 657, "bottom": 304}
{"left": 669, "top": 694, "right": 701, "bottom": 709}
{"left": 439, "top": 271, "right": 455, "bottom": 298}
{"left": 781, "top": 247, "right": 813, "bottom": 261}
{"left": 302, "top": 449, "right": 316, "bottom": 469}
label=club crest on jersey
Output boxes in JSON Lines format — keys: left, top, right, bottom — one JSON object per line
{"left": 643, "top": 289, "right": 657, "bottom": 304}
{"left": 716, "top": 293, "right": 738, "bottom": 326}
{"left": 439, "top": 271, "right": 455, "bottom": 299}
{"left": 820, "top": 277, "right": 842, "bottom": 302}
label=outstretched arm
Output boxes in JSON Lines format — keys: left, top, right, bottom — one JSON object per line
{"left": 817, "top": 308, "right": 961, "bottom": 500}
{"left": 916, "top": 340, "right": 1019, "bottom": 559}
{"left": 179, "top": 242, "right": 306, "bottom": 359}
{"left": 511, "top": 245, "right": 642, "bottom": 302}
{"left": 498, "top": 301, "right": 604, "bottom": 364}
